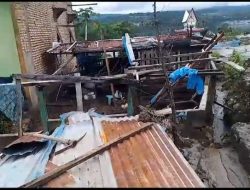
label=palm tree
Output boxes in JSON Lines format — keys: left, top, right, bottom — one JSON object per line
{"left": 77, "top": 7, "right": 98, "bottom": 41}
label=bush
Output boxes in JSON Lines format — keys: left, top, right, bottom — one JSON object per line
{"left": 211, "top": 51, "right": 221, "bottom": 59}
{"left": 223, "top": 50, "right": 247, "bottom": 89}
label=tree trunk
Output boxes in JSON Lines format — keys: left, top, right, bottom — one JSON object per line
{"left": 85, "top": 21, "right": 88, "bottom": 41}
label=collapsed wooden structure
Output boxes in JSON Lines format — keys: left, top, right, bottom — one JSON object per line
{"left": 2, "top": 29, "right": 247, "bottom": 189}
{"left": 9, "top": 32, "right": 231, "bottom": 136}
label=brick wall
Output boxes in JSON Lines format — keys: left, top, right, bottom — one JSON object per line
{"left": 13, "top": 2, "right": 77, "bottom": 75}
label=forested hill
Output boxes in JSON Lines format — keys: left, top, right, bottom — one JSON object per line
{"left": 91, "top": 5, "right": 250, "bottom": 36}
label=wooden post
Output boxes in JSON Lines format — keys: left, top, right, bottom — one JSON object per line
{"left": 101, "top": 30, "right": 115, "bottom": 98}
{"left": 127, "top": 77, "right": 139, "bottom": 116}
{"left": 74, "top": 73, "right": 83, "bottom": 111}
{"left": 37, "top": 86, "right": 49, "bottom": 133}
{"left": 15, "top": 76, "right": 23, "bottom": 137}
{"left": 177, "top": 50, "right": 181, "bottom": 69}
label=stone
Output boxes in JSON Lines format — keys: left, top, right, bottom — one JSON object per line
{"left": 231, "top": 122, "right": 250, "bottom": 175}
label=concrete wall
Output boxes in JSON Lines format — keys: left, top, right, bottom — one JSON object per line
{"left": 0, "top": 2, "right": 21, "bottom": 77}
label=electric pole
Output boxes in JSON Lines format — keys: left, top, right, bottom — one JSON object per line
{"left": 153, "top": 1, "right": 178, "bottom": 143}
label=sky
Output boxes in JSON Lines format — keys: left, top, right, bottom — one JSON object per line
{"left": 72, "top": 2, "right": 250, "bottom": 14}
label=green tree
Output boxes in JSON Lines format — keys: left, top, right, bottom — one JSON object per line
{"left": 76, "top": 7, "right": 99, "bottom": 40}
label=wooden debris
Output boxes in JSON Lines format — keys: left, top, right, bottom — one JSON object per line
{"left": 24, "top": 133, "right": 75, "bottom": 145}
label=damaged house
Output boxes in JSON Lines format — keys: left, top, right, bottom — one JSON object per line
{"left": 0, "top": 2, "right": 77, "bottom": 110}
{"left": 2, "top": 3, "right": 247, "bottom": 188}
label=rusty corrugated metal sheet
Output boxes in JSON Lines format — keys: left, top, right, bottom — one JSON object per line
{"left": 3, "top": 135, "right": 44, "bottom": 149}
{"left": 100, "top": 119, "right": 204, "bottom": 187}
{"left": 48, "top": 34, "right": 188, "bottom": 54}
{"left": 49, "top": 112, "right": 117, "bottom": 187}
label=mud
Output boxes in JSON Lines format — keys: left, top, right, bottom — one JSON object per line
{"left": 180, "top": 80, "right": 250, "bottom": 187}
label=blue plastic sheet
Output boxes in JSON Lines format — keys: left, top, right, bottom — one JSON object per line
{"left": 169, "top": 66, "right": 204, "bottom": 95}
{"left": 0, "top": 114, "right": 68, "bottom": 187}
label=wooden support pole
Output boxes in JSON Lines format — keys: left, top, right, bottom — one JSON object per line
{"left": 15, "top": 77, "right": 23, "bottom": 137}
{"left": 104, "top": 53, "right": 115, "bottom": 97}
{"left": 74, "top": 73, "right": 83, "bottom": 111}
{"left": 101, "top": 30, "right": 115, "bottom": 98}
{"left": 37, "top": 86, "right": 49, "bottom": 133}
{"left": 177, "top": 50, "right": 181, "bottom": 69}
{"left": 127, "top": 84, "right": 139, "bottom": 116}
{"left": 20, "top": 123, "right": 153, "bottom": 188}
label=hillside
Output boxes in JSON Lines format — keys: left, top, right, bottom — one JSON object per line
{"left": 91, "top": 5, "right": 250, "bottom": 36}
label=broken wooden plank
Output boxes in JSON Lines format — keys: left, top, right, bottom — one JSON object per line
{"left": 68, "top": 3, "right": 98, "bottom": 6}
{"left": 128, "top": 57, "right": 214, "bottom": 70}
{"left": 210, "top": 60, "right": 217, "bottom": 70}
{"left": 16, "top": 73, "right": 126, "bottom": 82}
{"left": 204, "top": 32, "right": 224, "bottom": 52}
{"left": 48, "top": 118, "right": 60, "bottom": 122}
{"left": 214, "top": 101, "right": 233, "bottom": 112}
{"left": 134, "top": 51, "right": 212, "bottom": 62}
{"left": 54, "top": 132, "right": 87, "bottom": 155}
{"left": 223, "top": 61, "right": 245, "bottom": 72}
{"left": 53, "top": 55, "right": 75, "bottom": 75}
{"left": 65, "top": 41, "right": 77, "bottom": 52}
{"left": 202, "top": 34, "right": 217, "bottom": 51}
{"left": 20, "top": 123, "right": 153, "bottom": 188}
{"left": 21, "top": 80, "right": 62, "bottom": 86}
{"left": 24, "top": 133, "right": 74, "bottom": 145}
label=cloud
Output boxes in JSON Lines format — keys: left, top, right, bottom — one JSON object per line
{"left": 72, "top": 2, "right": 250, "bottom": 14}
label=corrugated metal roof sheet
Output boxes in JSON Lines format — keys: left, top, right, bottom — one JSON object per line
{"left": 99, "top": 119, "right": 205, "bottom": 187}
{"left": 48, "top": 112, "right": 117, "bottom": 187}
{"left": 43, "top": 113, "right": 204, "bottom": 187}
{"left": 0, "top": 122, "right": 65, "bottom": 187}
{"left": 47, "top": 34, "right": 188, "bottom": 54}
{"left": 1, "top": 112, "right": 203, "bottom": 187}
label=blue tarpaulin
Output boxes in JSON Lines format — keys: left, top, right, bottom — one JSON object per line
{"left": 169, "top": 66, "right": 204, "bottom": 95}
{"left": 122, "top": 33, "right": 136, "bottom": 66}
{"left": 0, "top": 113, "right": 68, "bottom": 187}
{"left": 150, "top": 66, "right": 204, "bottom": 105}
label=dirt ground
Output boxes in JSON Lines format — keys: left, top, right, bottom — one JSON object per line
{"left": 178, "top": 81, "right": 250, "bottom": 187}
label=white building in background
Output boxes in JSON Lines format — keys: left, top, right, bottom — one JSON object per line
{"left": 182, "top": 8, "right": 198, "bottom": 29}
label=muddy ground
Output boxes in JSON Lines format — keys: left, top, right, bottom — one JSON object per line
{"left": 179, "top": 80, "right": 250, "bottom": 187}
